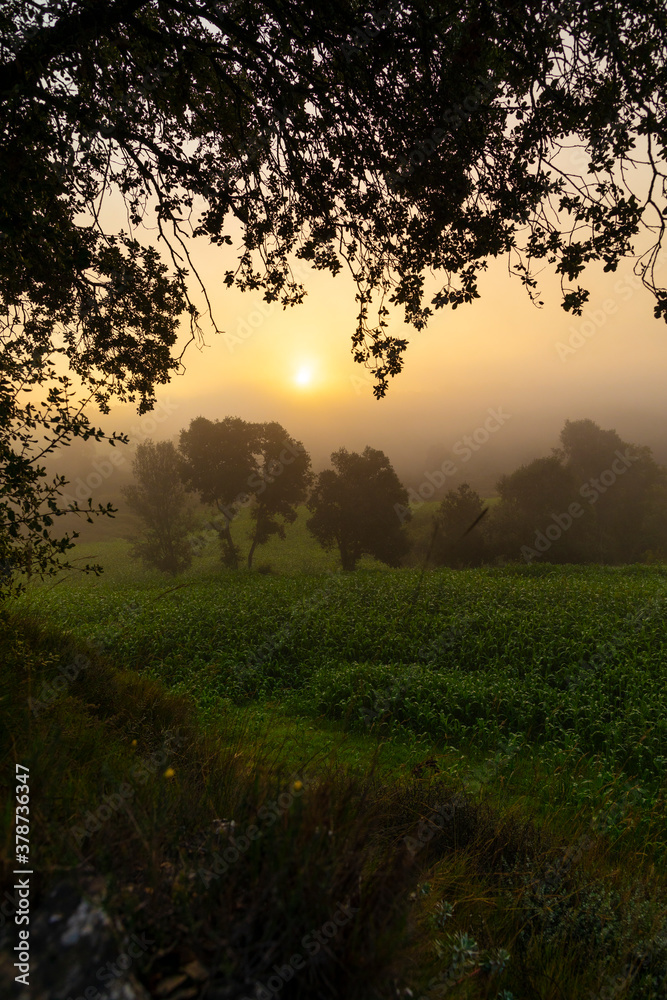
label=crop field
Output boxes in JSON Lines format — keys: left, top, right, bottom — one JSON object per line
{"left": 19, "top": 540, "right": 667, "bottom": 828}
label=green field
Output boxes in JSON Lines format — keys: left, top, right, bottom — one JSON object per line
{"left": 4, "top": 529, "right": 667, "bottom": 999}
{"left": 20, "top": 537, "right": 667, "bottom": 815}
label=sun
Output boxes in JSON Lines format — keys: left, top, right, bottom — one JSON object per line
{"left": 294, "top": 364, "right": 314, "bottom": 388}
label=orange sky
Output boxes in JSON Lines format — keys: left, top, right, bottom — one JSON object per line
{"left": 80, "top": 178, "right": 667, "bottom": 493}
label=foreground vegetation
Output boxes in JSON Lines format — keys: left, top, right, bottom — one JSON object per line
{"left": 3, "top": 542, "right": 667, "bottom": 997}
{"left": 19, "top": 542, "right": 667, "bottom": 799}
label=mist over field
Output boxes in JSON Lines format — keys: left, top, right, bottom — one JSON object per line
{"left": 43, "top": 245, "right": 667, "bottom": 532}
{"left": 49, "top": 397, "right": 667, "bottom": 544}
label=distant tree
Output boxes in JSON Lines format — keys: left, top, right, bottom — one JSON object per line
{"left": 642, "top": 483, "right": 667, "bottom": 562}
{"left": 557, "top": 419, "right": 624, "bottom": 482}
{"left": 491, "top": 456, "right": 584, "bottom": 563}
{"left": 307, "top": 447, "right": 411, "bottom": 571}
{"left": 433, "top": 483, "right": 488, "bottom": 567}
{"left": 123, "top": 440, "right": 193, "bottom": 575}
{"left": 245, "top": 422, "right": 312, "bottom": 570}
{"left": 178, "top": 416, "right": 312, "bottom": 568}
{"left": 178, "top": 416, "right": 257, "bottom": 568}
{"left": 489, "top": 418, "right": 667, "bottom": 564}
{"left": 556, "top": 418, "right": 667, "bottom": 562}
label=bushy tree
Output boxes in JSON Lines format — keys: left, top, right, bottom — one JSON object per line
{"left": 557, "top": 418, "right": 667, "bottom": 563}
{"left": 491, "top": 456, "right": 584, "bottom": 563}
{"left": 642, "top": 483, "right": 667, "bottom": 562}
{"left": 123, "top": 440, "right": 193, "bottom": 575}
{"left": 0, "top": 359, "right": 118, "bottom": 600}
{"left": 178, "top": 416, "right": 311, "bottom": 568}
{"left": 433, "top": 483, "right": 488, "bottom": 567}
{"left": 307, "top": 447, "right": 411, "bottom": 571}
{"left": 178, "top": 417, "right": 257, "bottom": 568}
{"left": 490, "top": 419, "right": 667, "bottom": 563}
{"left": 245, "top": 422, "right": 312, "bottom": 570}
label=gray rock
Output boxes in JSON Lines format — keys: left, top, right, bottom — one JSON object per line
{"left": 0, "top": 879, "right": 150, "bottom": 1000}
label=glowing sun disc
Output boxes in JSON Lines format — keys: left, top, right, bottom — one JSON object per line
{"left": 294, "top": 365, "right": 313, "bottom": 387}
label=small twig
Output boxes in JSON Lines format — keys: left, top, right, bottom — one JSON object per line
{"left": 150, "top": 581, "right": 195, "bottom": 603}
{"left": 405, "top": 506, "right": 489, "bottom": 618}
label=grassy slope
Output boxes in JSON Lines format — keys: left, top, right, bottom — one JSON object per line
{"left": 3, "top": 517, "right": 667, "bottom": 998}
{"left": 3, "top": 610, "right": 667, "bottom": 999}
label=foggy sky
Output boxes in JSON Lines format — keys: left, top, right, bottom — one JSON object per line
{"left": 50, "top": 227, "right": 667, "bottom": 509}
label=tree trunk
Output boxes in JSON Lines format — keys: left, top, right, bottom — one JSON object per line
{"left": 339, "top": 540, "right": 356, "bottom": 571}
{"left": 247, "top": 533, "right": 259, "bottom": 570}
{"left": 221, "top": 519, "right": 238, "bottom": 569}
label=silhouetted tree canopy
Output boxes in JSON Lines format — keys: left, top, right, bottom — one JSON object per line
{"left": 244, "top": 421, "right": 312, "bottom": 570}
{"left": 489, "top": 418, "right": 667, "bottom": 563}
{"left": 433, "top": 483, "right": 487, "bottom": 567}
{"left": 178, "top": 415, "right": 311, "bottom": 568}
{"left": 307, "top": 446, "right": 411, "bottom": 570}
{"left": 556, "top": 418, "right": 667, "bottom": 562}
{"left": 178, "top": 416, "right": 257, "bottom": 568}
{"left": 2, "top": 0, "right": 667, "bottom": 595}
{"left": 492, "top": 454, "right": 587, "bottom": 563}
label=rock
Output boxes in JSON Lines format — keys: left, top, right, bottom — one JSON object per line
{"left": 0, "top": 879, "right": 151, "bottom": 1000}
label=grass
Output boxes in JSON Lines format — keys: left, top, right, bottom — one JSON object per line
{"left": 21, "top": 549, "right": 667, "bottom": 787}
{"left": 2, "top": 530, "right": 667, "bottom": 998}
